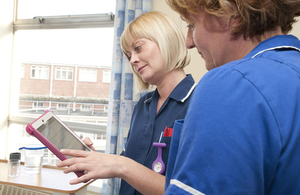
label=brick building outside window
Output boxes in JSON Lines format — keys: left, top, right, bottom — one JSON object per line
{"left": 19, "top": 62, "right": 111, "bottom": 118}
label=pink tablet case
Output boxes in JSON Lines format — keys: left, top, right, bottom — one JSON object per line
{"left": 26, "top": 110, "right": 85, "bottom": 178}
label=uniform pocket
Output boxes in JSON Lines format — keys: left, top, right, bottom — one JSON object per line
{"left": 160, "top": 136, "right": 172, "bottom": 174}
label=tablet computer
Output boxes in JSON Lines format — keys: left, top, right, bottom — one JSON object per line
{"left": 26, "top": 110, "right": 92, "bottom": 177}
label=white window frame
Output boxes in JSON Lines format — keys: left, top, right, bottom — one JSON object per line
{"left": 7, "top": 3, "right": 114, "bottom": 193}
{"left": 55, "top": 67, "right": 73, "bottom": 81}
{"left": 14, "top": 13, "right": 114, "bottom": 30}
{"left": 102, "top": 69, "right": 111, "bottom": 83}
{"left": 30, "top": 65, "right": 49, "bottom": 79}
{"left": 79, "top": 68, "right": 97, "bottom": 82}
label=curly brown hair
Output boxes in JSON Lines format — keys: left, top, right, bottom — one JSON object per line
{"left": 166, "top": 0, "right": 300, "bottom": 40}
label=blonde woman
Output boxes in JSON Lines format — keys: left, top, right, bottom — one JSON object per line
{"left": 57, "top": 11, "right": 195, "bottom": 195}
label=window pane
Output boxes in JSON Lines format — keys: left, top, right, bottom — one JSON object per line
{"left": 62, "top": 71, "right": 67, "bottom": 79}
{"left": 56, "top": 71, "right": 61, "bottom": 79}
{"left": 31, "top": 69, "right": 35, "bottom": 78}
{"left": 79, "top": 68, "right": 97, "bottom": 82}
{"left": 42, "top": 67, "right": 49, "bottom": 79}
{"left": 103, "top": 70, "right": 111, "bottom": 83}
{"left": 14, "top": 28, "right": 113, "bottom": 123}
{"left": 18, "top": 0, "right": 116, "bottom": 19}
{"left": 68, "top": 69, "right": 73, "bottom": 80}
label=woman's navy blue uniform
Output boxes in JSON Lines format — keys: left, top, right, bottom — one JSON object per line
{"left": 119, "top": 74, "right": 195, "bottom": 195}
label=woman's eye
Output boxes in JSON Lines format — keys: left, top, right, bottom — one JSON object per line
{"left": 135, "top": 46, "right": 141, "bottom": 52}
{"left": 187, "top": 24, "right": 195, "bottom": 31}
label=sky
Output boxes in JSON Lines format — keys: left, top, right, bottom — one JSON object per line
{"left": 15, "top": 0, "right": 115, "bottom": 67}
{"left": 18, "top": 0, "right": 116, "bottom": 18}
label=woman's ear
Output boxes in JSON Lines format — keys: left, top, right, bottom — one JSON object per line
{"left": 228, "top": 1, "right": 239, "bottom": 33}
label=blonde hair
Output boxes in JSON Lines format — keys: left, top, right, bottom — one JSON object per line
{"left": 166, "top": 0, "right": 300, "bottom": 41}
{"left": 121, "top": 11, "right": 190, "bottom": 91}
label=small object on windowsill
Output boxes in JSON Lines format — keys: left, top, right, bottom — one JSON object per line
{"left": 8, "top": 152, "right": 21, "bottom": 177}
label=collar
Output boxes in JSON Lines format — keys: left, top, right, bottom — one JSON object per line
{"left": 169, "top": 74, "right": 196, "bottom": 103}
{"left": 144, "top": 74, "right": 196, "bottom": 104}
{"left": 244, "top": 35, "right": 300, "bottom": 59}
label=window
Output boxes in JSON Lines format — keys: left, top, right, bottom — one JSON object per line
{"left": 55, "top": 67, "right": 73, "bottom": 81}
{"left": 79, "top": 68, "right": 97, "bottom": 82}
{"left": 31, "top": 66, "right": 49, "bottom": 79}
{"left": 81, "top": 104, "right": 92, "bottom": 111}
{"left": 103, "top": 70, "right": 111, "bottom": 83}
{"left": 57, "top": 103, "right": 68, "bottom": 110}
{"left": 32, "top": 102, "right": 44, "bottom": 109}
{"left": 6, "top": 0, "right": 115, "bottom": 192}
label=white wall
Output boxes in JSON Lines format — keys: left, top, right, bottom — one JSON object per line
{"left": 0, "top": 0, "right": 14, "bottom": 159}
{"left": 152, "top": 0, "right": 300, "bottom": 83}
{"left": 292, "top": 18, "right": 300, "bottom": 37}
{"left": 152, "top": 0, "right": 207, "bottom": 83}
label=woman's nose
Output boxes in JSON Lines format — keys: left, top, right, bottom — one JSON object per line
{"left": 130, "top": 53, "right": 139, "bottom": 66}
{"left": 186, "top": 29, "right": 196, "bottom": 49}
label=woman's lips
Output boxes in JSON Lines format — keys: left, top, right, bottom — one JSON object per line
{"left": 138, "top": 65, "right": 147, "bottom": 74}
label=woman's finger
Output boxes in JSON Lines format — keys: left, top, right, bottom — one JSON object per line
{"left": 60, "top": 149, "right": 91, "bottom": 157}
{"left": 62, "top": 162, "right": 88, "bottom": 174}
{"left": 83, "top": 137, "right": 96, "bottom": 151}
{"left": 70, "top": 172, "right": 93, "bottom": 185}
{"left": 56, "top": 150, "right": 94, "bottom": 167}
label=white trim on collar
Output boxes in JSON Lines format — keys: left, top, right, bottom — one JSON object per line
{"left": 252, "top": 46, "right": 300, "bottom": 58}
{"left": 144, "top": 97, "right": 152, "bottom": 104}
{"left": 181, "top": 83, "right": 197, "bottom": 103}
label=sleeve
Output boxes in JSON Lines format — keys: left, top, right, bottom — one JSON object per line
{"left": 165, "top": 67, "right": 281, "bottom": 194}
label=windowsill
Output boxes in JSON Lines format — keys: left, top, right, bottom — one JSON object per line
{"left": 1, "top": 159, "right": 102, "bottom": 192}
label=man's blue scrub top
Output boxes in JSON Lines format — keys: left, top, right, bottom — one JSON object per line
{"left": 119, "top": 74, "right": 196, "bottom": 195}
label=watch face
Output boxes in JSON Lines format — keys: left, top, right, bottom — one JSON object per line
{"left": 153, "top": 162, "right": 162, "bottom": 173}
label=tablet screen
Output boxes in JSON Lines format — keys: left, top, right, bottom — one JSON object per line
{"left": 37, "top": 116, "right": 89, "bottom": 157}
